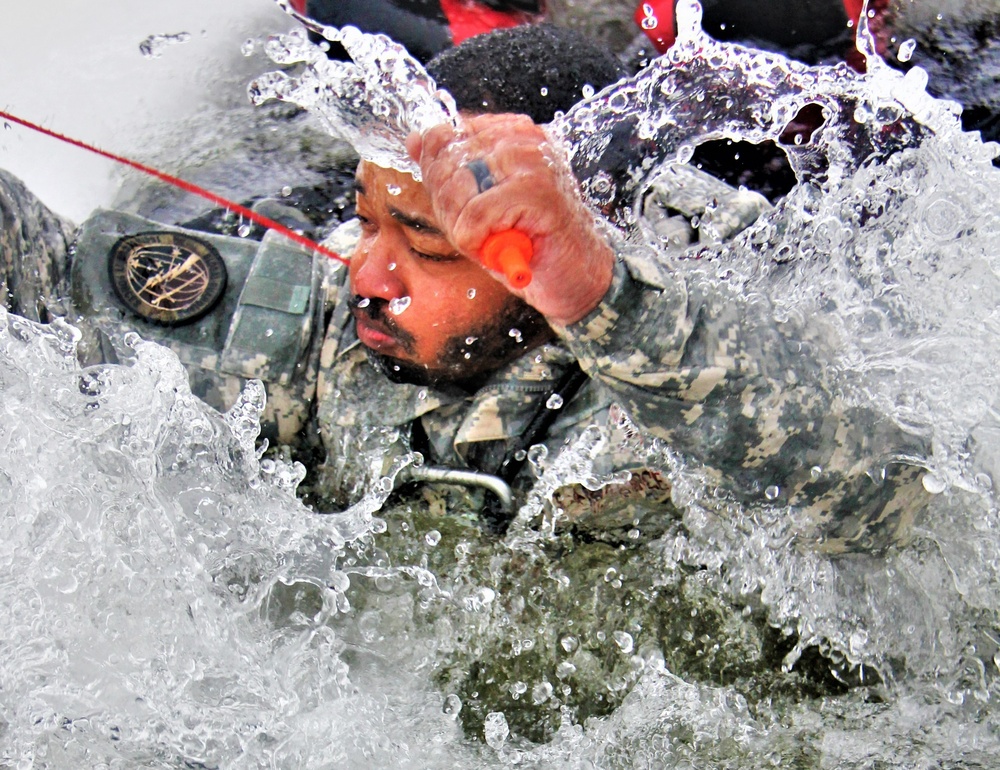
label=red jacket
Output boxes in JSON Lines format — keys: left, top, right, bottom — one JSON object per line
{"left": 635, "top": 0, "right": 892, "bottom": 71}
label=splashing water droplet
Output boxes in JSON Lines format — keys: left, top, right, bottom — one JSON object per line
{"left": 467, "top": 288, "right": 477, "bottom": 299}
{"left": 357, "top": 297, "right": 371, "bottom": 308}
{"left": 898, "top": 39, "right": 917, "bottom": 63}
{"left": 139, "top": 32, "right": 192, "bottom": 59}
{"left": 764, "top": 485, "right": 781, "bottom": 501}
{"left": 443, "top": 694, "right": 462, "bottom": 717}
{"left": 508, "top": 328, "right": 523, "bottom": 343}
{"left": 540, "top": 86, "right": 549, "bottom": 96}
{"left": 389, "top": 296, "right": 411, "bottom": 315}
{"left": 527, "top": 444, "right": 548, "bottom": 470}
{"left": 387, "top": 262, "right": 397, "bottom": 271}
{"left": 531, "top": 681, "right": 553, "bottom": 705}
{"left": 922, "top": 473, "right": 947, "bottom": 494}
{"left": 465, "top": 336, "right": 478, "bottom": 345}
{"left": 560, "top": 635, "right": 579, "bottom": 653}
{"left": 237, "top": 223, "right": 252, "bottom": 238}
{"left": 613, "top": 631, "right": 634, "bottom": 654}
{"left": 386, "top": 184, "right": 402, "bottom": 196}
{"left": 484, "top": 712, "right": 509, "bottom": 750}
{"left": 281, "top": 185, "right": 292, "bottom": 197}
{"left": 424, "top": 530, "right": 441, "bottom": 547}
{"left": 556, "top": 661, "right": 576, "bottom": 679}
{"left": 546, "top": 394, "right": 564, "bottom": 410}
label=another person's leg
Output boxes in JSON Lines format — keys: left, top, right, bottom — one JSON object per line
{"left": 0, "top": 170, "right": 75, "bottom": 322}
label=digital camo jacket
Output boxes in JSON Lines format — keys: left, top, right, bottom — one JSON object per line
{"left": 314, "top": 227, "right": 929, "bottom": 551}
{"left": 312, "top": 165, "right": 929, "bottom": 551}
{"left": 1, "top": 165, "right": 928, "bottom": 551}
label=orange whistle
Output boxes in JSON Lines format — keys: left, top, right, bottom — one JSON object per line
{"left": 481, "top": 230, "right": 533, "bottom": 289}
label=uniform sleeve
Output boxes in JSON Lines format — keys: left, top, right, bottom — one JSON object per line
{"left": 553, "top": 242, "right": 930, "bottom": 552}
{"left": 0, "top": 169, "right": 75, "bottom": 322}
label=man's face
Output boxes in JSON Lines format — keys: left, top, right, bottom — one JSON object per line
{"left": 349, "top": 161, "right": 550, "bottom": 388}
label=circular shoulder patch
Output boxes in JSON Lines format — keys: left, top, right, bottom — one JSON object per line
{"left": 108, "top": 231, "right": 228, "bottom": 326}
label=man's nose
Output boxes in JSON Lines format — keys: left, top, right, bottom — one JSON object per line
{"left": 350, "top": 234, "right": 407, "bottom": 300}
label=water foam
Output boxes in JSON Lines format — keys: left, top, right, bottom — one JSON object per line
{"left": 5, "top": 0, "right": 1000, "bottom": 766}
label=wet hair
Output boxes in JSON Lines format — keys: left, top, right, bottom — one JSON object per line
{"left": 425, "top": 24, "right": 627, "bottom": 124}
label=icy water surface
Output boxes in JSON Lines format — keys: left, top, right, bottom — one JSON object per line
{"left": 4, "top": 1, "right": 1000, "bottom": 768}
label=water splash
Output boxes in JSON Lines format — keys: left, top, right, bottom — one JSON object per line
{"left": 0, "top": 309, "right": 464, "bottom": 768}
{"left": 5, "top": 0, "right": 1000, "bottom": 766}
{"left": 222, "top": 4, "right": 1000, "bottom": 763}
{"left": 254, "top": 0, "right": 1000, "bottom": 521}
{"left": 248, "top": 20, "right": 457, "bottom": 178}
{"left": 252, "top": 0, "right": 983, "bottom": 225}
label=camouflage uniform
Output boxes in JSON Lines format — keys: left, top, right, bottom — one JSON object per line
{"left": 317, "top": 161, "right": 929, "bottom": 551}
{"left": 0, "top": 170, "right": 75, "bottom": 323}
{"left": 0, "top": 165, "right": 926, "bottom": 551}
{"left": 312, "top": 166, "right": 771, "bottom": 506}
{"left": 314, "top": 216, "right": 927, "bottom": 551}
{"left": 1, "top": 169, "right": 333, "bottom": 448}
{"left": 311, "top": 165, "right": 928, "bottom": 551}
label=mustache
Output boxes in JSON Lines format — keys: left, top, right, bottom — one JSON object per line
{"left": 347, "top": 295, "right": 416, "bottom": 351}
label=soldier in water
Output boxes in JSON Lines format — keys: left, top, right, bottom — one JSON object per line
{"left": 0, "top": 23, "right": 927, "bottom": 552}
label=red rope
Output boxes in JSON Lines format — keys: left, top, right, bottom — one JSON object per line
{"left": 0, "top": 109, "right": 348, "bottom": 265}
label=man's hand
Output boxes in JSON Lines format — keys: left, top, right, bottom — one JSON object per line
{"left": 406, "top": 113, "right": 615, "bottom": 327}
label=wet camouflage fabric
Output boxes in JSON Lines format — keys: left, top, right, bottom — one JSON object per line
{"left": 559, "top": 236, "right": 931, "bottom": 552}
{"left": 639, "top": 164, "right": 773, "bottom": 251}
{"left": 67, "top": 208, "right": 335, "bottom": 449}
{"left": 315, "top": 171, "right": 929, "bottom": 551}
{"left": 0, "top": 170, "right": 74, "bottom": 323}
{"left": 0, "top": 170, "right": 332, "bottom": 447}
{"left": 0, "top": 165, "right": 928, "bottom": 552}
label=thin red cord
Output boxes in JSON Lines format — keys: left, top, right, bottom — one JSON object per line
{"left": 0, "top": 109, "right": 348, "bottom": 265}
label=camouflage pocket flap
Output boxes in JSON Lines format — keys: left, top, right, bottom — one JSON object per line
{"left": 220, "top": 231, "right": 321, "bottom": 385}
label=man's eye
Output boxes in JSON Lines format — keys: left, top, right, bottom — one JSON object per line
{"left": 412, "top": 249, "right": 458, "bottom": 263}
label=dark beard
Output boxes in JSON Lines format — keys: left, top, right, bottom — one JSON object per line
{"left": 356, "top": 294, "right": 553, "bottom": 392}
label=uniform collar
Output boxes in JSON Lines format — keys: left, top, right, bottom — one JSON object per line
{"left": 332, "top": 333, "right": 577, "bottom": 447}
{"left": 452, "top": 343, "right": 578, "bottom": 446}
